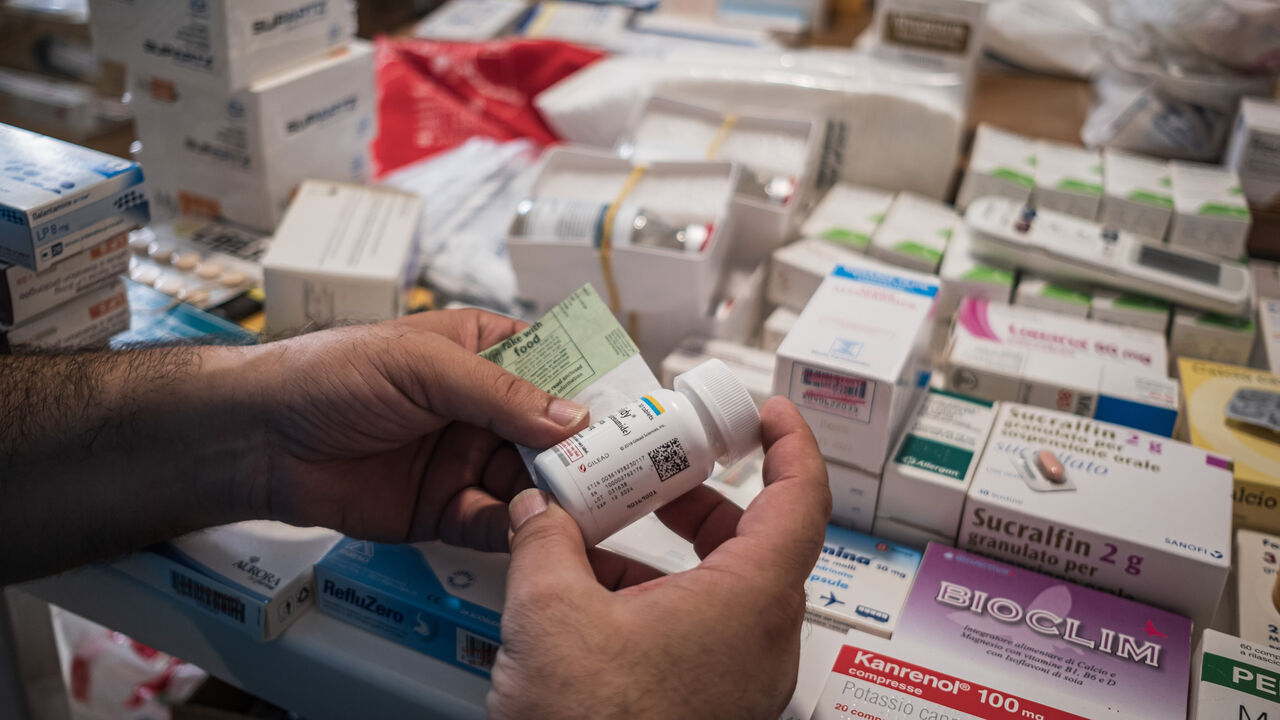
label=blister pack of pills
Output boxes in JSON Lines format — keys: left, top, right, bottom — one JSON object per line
{"left": 125, "top": 218, "right": 268, "bottom": 310}
{"left": 1010, "top": 448, "right": 1077, "bottom": 493}
{"left": 1225, "top": 387, "right": 1280, "bottom": 434}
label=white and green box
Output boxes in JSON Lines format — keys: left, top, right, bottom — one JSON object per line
{"left": 1170, "top": 160, "right": 1252, "bottom": 260}
{"left": 1014, "top": 274, "right": 1092, "bottom": 319}
{"left": 1227, "top": 96, "right": 1280, "bottom": 210}
{"left": 1236, "top": 528, "right": 1280, "bottom": 654}
{"left": 1170, "top": 307, "right": 1258, "bottom": 369}
{"left": 801, "top": 183, "right": 894, "bottom": 253}
{"left": 1090, "top": 290, "right": 1171, "bottom": 335}
{"left": 1192, "top": 630, "right": 1280, "bottom": 720}
{"left": 1100, "top": 147, "right": 1173, "bottom": 240}
{"left": 1033, "top": 139, "right": 1102, "bottom": 220}
{"left": 868, "top": 191, "right": 957, "bottom": 274}
{"left": 955, "top": 123, "right": 1035, "bottom": 211}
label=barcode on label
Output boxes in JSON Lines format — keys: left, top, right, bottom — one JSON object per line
{"left": 457, "top": 629, "right": 499, "bottom": 671}
{"left": 649, "top": 437, "right": 690, "bottom": 482}
{"left": 171, "top": 570, "right": 247, "bottom": 624}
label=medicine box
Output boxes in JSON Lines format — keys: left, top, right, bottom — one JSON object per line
{"left": 1191, "top": 630, "right": 1280, "bottom": 720}
{"left": 1013, "top": 275, "right": 1092, "bottom": 319}
{"left": 871, "top": 515, "right": 953, "bottom": 551}
{"left": 877, "top": 389, "right": 996, "bottom": 543}
{"left": 507, "top": 147, "right": 742, "bottom": 316}
{"left": 1170, "top": 307, "right": 1258, "bottom": 368}
{"left": 1170, "top": 160, "right": 1252, "bottom": 260}
{"left": 800, "top": 183, "right": 894, "bottom": 254}
{"left": 2, "top": 277, "right": 129, "bottom": 353}
{"left": 1178, "top": 359, "right": 1280, "bottom": 535}
{"left": 868, "top": 192, "right": 957, "bottom": 274}
{"left": 867, "top": 0, "right": 988, "bottom": 109}
{"left": 1033, "top": 139, "right": 1102, "bottom": 220}
{"left": 766, "top": 237, "right": 868, "bottom": 312}
{"left": 262, "top": 180, "right": 421, "bottom": 335}
{"left": 879, "top": 544, "right": 1194, "bottom": 720}
{"left": 660, "top": 337, "right": 774, "bottom": 411}
{"left": 955, "top": 123, "right": 1035, "bottom": 211}
{"left": 0, "top": 123, "right": 149, "bottom": 271}
{"left": 88, "top": 0, "right": 357, "bottom": 93}
{"left": 1227, "top": 97, "right": 1280, "bottom": 210}
{"left": 930, "top": 224, "right": 1014, "bottom": 361}
{"left": 959, "top": 402, "right": 1233, "bottom": 626}
{"left": 1090, "top": 290, "right": 1171, "bottom": 334}
{"left": 114, "top": 521, "right": 340, "bottom": 642}
{"left": 761, "top": 306, "right": 798, "bottom": 353}
{"left": 314, "top": 538, "right": 506, "bottom": 677}
{"left": 804, "top": 526, "right": 921, "bottom": 639}
{"left": 131, "top": 40, "right": 375, "bottom": 233}
{"left": 944, "top": 298, "right": 1178, "bottom": 435}
{"left": 1100, "top": 148, "right": 1173, "bottom": 240}
{"left": 1261, "top": 298, "right": 1280, "bottom": 374}
{"left": 828, "top": 462, "right": 881, "bottom": 534}
{"left": 774, "top": 261, "right": 937, "bottom": 473}
{"left": 1236, "top": 529, "right": 1280, "bottom": 653}
{"left": 0, "top": 231, "right": 128, "bottom": 327}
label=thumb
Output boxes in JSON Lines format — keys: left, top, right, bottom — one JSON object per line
{"left": 505, "top": 489, "right": 599, "bottom": 602}
{"left": 412, "top": 335, "right": 590, "bottom": 448}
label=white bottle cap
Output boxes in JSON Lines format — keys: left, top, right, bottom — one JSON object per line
{"left": 673, "top": 359, "right": 761, "bottom": 466}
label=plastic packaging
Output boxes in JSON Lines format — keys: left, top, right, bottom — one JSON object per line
{"left": 533, "top": 359, "right": 761, "bottom": 546}
{"left": 511, "top": 198, "right": 713, "bottom": 254}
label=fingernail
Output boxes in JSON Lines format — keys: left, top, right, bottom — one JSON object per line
{"left": 509, "top": 488, "right": 550, "bottom": 531}
{"left": 547, "top": 398, "right": 588, "bottom": 427}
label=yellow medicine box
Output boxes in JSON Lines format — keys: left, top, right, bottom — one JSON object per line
{"left": 1179, "top": 359, "right": 1280, "bottom": 534}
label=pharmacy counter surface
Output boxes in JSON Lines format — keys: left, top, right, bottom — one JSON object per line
{"left": 22, "top": 563, "right": 489, "bottom": 719}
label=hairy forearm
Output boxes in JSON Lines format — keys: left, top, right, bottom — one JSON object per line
{"left": 0, "top": 345, "right": 271, "bottom": 584}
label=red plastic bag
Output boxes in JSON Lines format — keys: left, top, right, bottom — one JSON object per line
{"left": 372, "top": 37, "right": 605, "bottom": 177}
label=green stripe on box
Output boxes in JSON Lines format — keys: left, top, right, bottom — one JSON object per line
{"left": 1057, "top": 178, "right": 1103, "bottom": 195}
{"left": 1114, "top": 294, "right": 1169, "bottom": 312}
{"left": 961, "top": 265, "right": 1014, "bottom": 285}
{"left": 1197, "top": 202, "right": 1250, "bottom": 219}
{"left": 893, "top": 241, "right": 943, "bottom": 263}
{"left": 1041, "top": 284, "right": 1091, "bottom": 306}
{"left": 894, "top": 435, "right": 973, "bottom": 481}
{"left": 1198, "top": 312, "right": 1255, "bottom": 331}
{"left": 992, "top": 168, "right": 1034, "bottom": 187}
{"left": 1202, "top": 652, "right": 1280, "bottom": 704}
{"left": 821, "top": 228, "right": 870, "bottom": 250}
{"left": 1126, "top": 190, "right": 1174, "bottom": 208}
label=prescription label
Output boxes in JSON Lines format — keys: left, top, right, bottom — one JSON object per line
{"left": 813, "top": 644, "right": 1090, "bottom": 720}
{"left": 790, "top": 363, "right": 876, "bottom": 424}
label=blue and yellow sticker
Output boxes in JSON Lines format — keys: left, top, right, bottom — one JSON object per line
{"left": 641, "top": 395, "right": 665, "bottom": 415}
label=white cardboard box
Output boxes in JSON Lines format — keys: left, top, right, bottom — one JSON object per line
{"left": 1227, "top": 96, "right": 1280, "bottom": 210}
{"left": 1170, "top": 160, "right": 1252, "bottom": 260}
{"left": 0, "top": 123, "right": 149, "bottom": 271}
{"left": 1033, "top": 139, "right": 1102, "bottom": 219}
{"left": 955, "top": 123, "right": 1035, "bottom": 211}
{"left": 507, "top": 147, "right": 741, "bottom": 316}
{"left": 1170, "top": 306, "right": 1258, "bottom": 369}
{"left": 761, "top": 305, "right": 798, "bottom": 353}
{"left": 877, "top": 388, "right": 996, "bottom": 543}
{"left": 0, "top": 231, "right": 129, "bottom": 327}
{"left": 132, "top": 40, "right": 375, "bottom": 233}
{"left": 88, "top": 0, "right": 357, "bottom": 93}
{"left": 1191, "top": 630, "right": 1280, "bottom": 720}
{"left": 1261, "top": 297, "right": 1280, "bottom": 374}
{"left": 870, "top": 515, "right": 953, "bottom": 550}
{"left": 660, "top": 337, "right": 774, "bottom": 410}
{"left": 960, "top": 402, "right": 1233, "bottom": 626}
{"left": 1090, "top": 289, "right": 1171, "bottom": 334}
{"left": 765, "top": 237, "right": 868, "bottom": 312}
{"left": 774, "top": 261, "right": 937, "bottom": 473}
{"left": 115, "top": 521, "right": 340, "bottom": 642}
{"left": 828, "top": 462, "right": 881, "bottom": 534}
{"left": 1236, "top": 528, "right": 1280, "bottom": 654}
{"left": 1100, "top": 147, "right": 1173, "bottom": 240}
{"left": 944, "top": 298, "right": 1177, "bottom": 435}
{"left": 804, "top": 526, "right": 920, "bottom": 639}
{"left": 800, "top": 183, "right": 894, "bottom": 254}
{"left": 868, "top": 191, "right": 957, "bottom": 274}
{"left": 3, "top": 277, "right": 128, "bottom": 352}
{"left": 262, "top": 181, "right": 421, "bottom": 334}
{"left": 867, "top": 0, "right": 988, "bottom": 109}
{"left": 1013, "top": 274, "right": 1092, "bottom": 318}
{"left": 930, "top": 224, "right": 1014, "bottom": 361}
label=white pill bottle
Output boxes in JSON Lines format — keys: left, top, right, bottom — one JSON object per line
{"left": 533, "top": 359, "right": 761, "bottom": 546}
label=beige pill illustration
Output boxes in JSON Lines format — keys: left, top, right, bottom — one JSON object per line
{"left": 1035, "top": 451, "right": 1065, "bottom": 484}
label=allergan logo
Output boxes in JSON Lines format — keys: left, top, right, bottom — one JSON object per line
{"left": 233, "top": 555, "right": 281, "bottom": 591}
{"left": 286, "top": 96, "right": 358, "bottom": 135}
{"left": 141, "top": 40, "right": 214, "bottom": 70}
{"left": 935, "top": 581, "right": 1165, "bottom": 668}
{"left": 253, "top": 1, "right": 328, "bottom": 34}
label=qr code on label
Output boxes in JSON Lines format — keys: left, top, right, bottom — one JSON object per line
{"left": 649, "top": 437, "right": 690, "bottom": 482}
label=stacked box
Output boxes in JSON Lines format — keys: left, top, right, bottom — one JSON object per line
{"left": 1100, "top": 148, "right": 1173, "bottom": 240}
{"left": 1013, "top": 275, "right": 1092, "bottom": 318}
{"left": 801, "top": 183, "right": 894, "bottom": 253}
{"left": 868, "top": 192, "right": 957, "bottom": 274}
{"left": 1033, "top": 139, "right": 1102, "bottom": 219}
{"left": 1191, "top": 631, "right": 1280, "bottom": 720}
{"left": 1170, "top": 161, "right": 1251, "bottom": 260}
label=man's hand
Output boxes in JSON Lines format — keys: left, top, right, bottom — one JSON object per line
{"left": 254, "top": 309, "right": 589, "bottom": 552}
{"left": 487, "top": 397, "right": 831, "bottom": 720}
